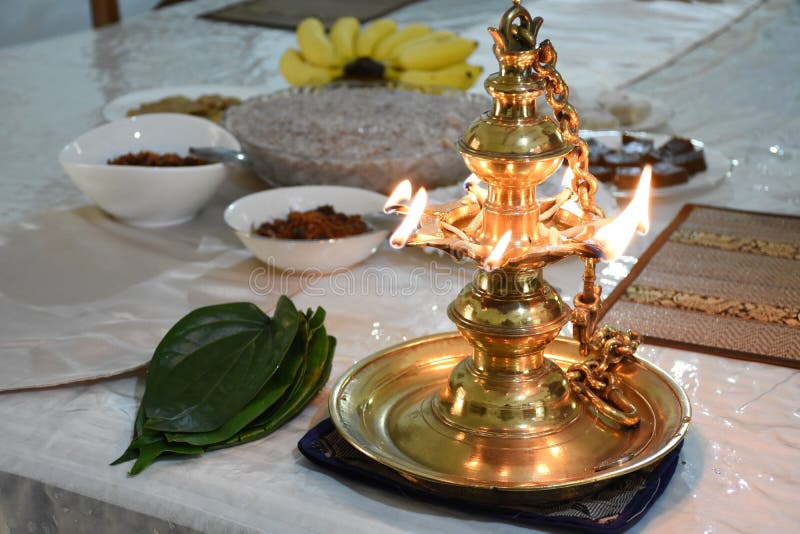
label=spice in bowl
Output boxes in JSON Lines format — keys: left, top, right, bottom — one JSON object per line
{"left": 107, "top": 151, "right": 210, "bottom": 167}
{"left": 254, "top": 205, "right": 368, "bottom": 240}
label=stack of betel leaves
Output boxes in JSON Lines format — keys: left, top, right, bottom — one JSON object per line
{"left": 113, "top": 296, "right": 335, "bottom": 475}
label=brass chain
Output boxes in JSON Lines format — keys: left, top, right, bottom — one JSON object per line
{"left": 513, "top": 27, "right": 604, "bottom": 219}
{"left": 566, "top": 326, "right": 641, "bottom": 428}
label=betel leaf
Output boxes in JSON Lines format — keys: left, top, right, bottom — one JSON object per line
{"left": 208, "top": 327, "right": 335, "bottom": 451}
{"left": 164, "top": 314, "right": 310, "bottom": 446}
{"left": 112, "top": 299, "right": 335, "bottom": 475}
{"left": 140, "top": 302, "right": 268, "bottom": 419}
{"left": 128, "top": 438, "right": 204, "bottom": 476}
{"left": 143, "top": 298, "right": 299, "bottom": 433}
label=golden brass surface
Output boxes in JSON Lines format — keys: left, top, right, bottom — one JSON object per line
{"left": 329, "top": 333, "right": 691, "bottom": 497}
{"left": 330, "top": 0, "right": 688, "bottom": 498}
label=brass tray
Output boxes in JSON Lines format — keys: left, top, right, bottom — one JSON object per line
{"left": 330, "top": 333, "right": 690, "bottom": 502}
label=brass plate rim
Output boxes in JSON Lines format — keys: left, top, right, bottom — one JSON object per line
{"left": 329, "top": 332, "right": 691, "bottom": 493}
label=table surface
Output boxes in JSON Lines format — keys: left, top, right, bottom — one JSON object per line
{"left": 1, "top": 0, "right": 799, "bottom": 532}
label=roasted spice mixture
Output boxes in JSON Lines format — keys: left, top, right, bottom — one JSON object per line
{"left": 107, "top": 151, "right": 210, "bottom": 167}
{"left": 254, "top": 205, "right": 368, "bottom": 240}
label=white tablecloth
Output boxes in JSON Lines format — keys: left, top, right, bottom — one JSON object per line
{"left": 1, "top": 0, "right": 799, "bottom": 532}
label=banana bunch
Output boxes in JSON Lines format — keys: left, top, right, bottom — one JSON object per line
{"left": 279, "top": 16, "right": 482, "bottom": 91}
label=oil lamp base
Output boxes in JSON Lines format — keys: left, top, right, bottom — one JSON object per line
{"left": 329, "top": 333, "right": 690, "bottom": 502}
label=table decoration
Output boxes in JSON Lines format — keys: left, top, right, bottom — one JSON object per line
{"left": 279, "top": 16, "right": 481, "bottom": 89}
{"left": 600, "top": 204, "right": 800, "bottom": 368}
{"left": 113, "top": 296, "right": 336, "bottom": 474}
{"left": 329, "top": 0, "right": 690, "bottom": 502}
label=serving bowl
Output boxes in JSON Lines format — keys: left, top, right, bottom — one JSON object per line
{"left": 223, "top": 84, "right": 488, "bottom": 194}
{"left": 59, "top": 113, "right": 240, "bottom": 227}
{"left": 224, "top": 186, "right": 389, "bottom": 273}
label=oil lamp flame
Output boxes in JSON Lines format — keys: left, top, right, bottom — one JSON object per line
{"left": 384, "top": 179, "right": 413, "bottom": 213}
{"left": 484, "top": 230, "right": 512, "bottom": 271}
{"left": 591, "top": 165, "right": 651, "bottom": 261}
{"left": 390, "top": 187, "right": 427, "bottom": 248}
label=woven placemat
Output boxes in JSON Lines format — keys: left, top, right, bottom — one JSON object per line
{"left": 202, "top": 0, "right": 421, "bottom": 30}
{"left": 298, "top": 418, "right": 682, "bottom": 533}
{"left": 599, "top": 204, "right": 800, "bottom": 368}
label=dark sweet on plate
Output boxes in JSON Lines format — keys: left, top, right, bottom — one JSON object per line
{"left": 658, "top": 137, "right": 695, "bottom": 157}
{"left": 670, "top": 150, "right": 707, "bottom": 174}
{"left": 107, "top": 151, "right": 209, "bottom": 166}
{"left": 603, "top": 150, "right": 642, "bottom": 168}
{"left": 651, "top": 162, "right": 689, "bottom": 187}
{"left": 614, "top": 166, "right": 643, "bottom": 190}
{"left": 254, "top": 205, "right": 368, "bottom": 240}
{"left": 588, "top": 133, "right": 705, "bottom": 188}
{"left": 589, "top": 165, "right": 614, "bottom": 183}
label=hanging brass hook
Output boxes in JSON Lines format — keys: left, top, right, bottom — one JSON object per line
{"left": 489, "top": 1, "right": 543, "bottom": 53}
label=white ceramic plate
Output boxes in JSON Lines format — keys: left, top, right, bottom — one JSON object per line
{"left": 582, "top": 130, "right": 732, "bottom": 199}
{"left": 623, "top": 93, "right": 673, "bottom": 131}
{"left": 573, "top": 92, "right": 673, "bottom": 132}
{"left": 102, "top": 84, "right": 265, "bottom": 122}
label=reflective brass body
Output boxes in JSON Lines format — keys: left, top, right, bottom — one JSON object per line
{"left": 441, "top": 268, "right": 576, "bottom": 436}
{"left": 330, "top": 1, "right": 688, "bottom": 495}
{"left": 330, "top": 333, "right": 691, "bottom": 498}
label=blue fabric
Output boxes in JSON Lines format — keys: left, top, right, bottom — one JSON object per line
{"left": 298, "top": 418, "right": 682, "bottom": 533}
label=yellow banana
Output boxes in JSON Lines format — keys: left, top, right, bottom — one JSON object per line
{"left": 394, "top": 36, "right": 478, "bottom": 71}
{"left": 355, "top": 18, "right": 396, "bottom": 57}
{"left": 330, "top": 16, "right": 359, "bottom": 62}
{"left": 372, "top": 23, "right": 431, "bottom": 60}
{"left": 388, "top": 31, "right": 454, "bottom": 62}
{"left": 398, "top": 63, "right": 483, "bottom": 91}
{"left": 279, "top": 49, "right": 340, "bottom": 86}
{"left": 296, "top": 17, "right": 341, "bottom": 68}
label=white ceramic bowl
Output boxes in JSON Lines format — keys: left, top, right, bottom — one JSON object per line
{"left": 59, "top": 113, "right": 240, "bottom": 227}
{"left": 225, "top": 186, "right": 389, "bottom": 272}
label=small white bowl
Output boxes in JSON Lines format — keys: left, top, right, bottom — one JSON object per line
{"left": 59, "top": 113, "right": 240, "bottom": 227}
{"left": 225, "top": 186, "right": 389, "bottom": 272}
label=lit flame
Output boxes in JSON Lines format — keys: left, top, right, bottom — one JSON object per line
{"left": 384, "top": 179, "right": 412, "bottom": 213}
{"left": 463, "top": 174, "right": 488, "bottom": 203}
{"left": 591, "top": 165, "right": 651, "bottom": 260}
{"left": 389, "top": 187, "right": 427, "bottom": 248}
{"left": 484, "top": 230, "right": 512, "bottom": 271}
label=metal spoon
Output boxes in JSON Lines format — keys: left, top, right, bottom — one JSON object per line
{"left": 190, "top": 146, "right": 250, "bottom": 165}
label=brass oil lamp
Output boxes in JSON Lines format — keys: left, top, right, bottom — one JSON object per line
{"left": 330, "top": 0, "right": 689, "bottom": 500}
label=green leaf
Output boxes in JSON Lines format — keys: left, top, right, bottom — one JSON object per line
{"left": 128, "top": 439, "right": 204, "bottom": 476}
{"left": 308, "top": 307, "right": 326, "bottom": 332}
{"left": 112, "top": 298, "right": 331, "bottom": 474}
{"left": 207, "top": 327, "right": 335, "bottom": 451}
{"left": 111, "top": 403, "right": 157, "bottom": 465}
{"left": 143, "top": 300, "right": 299, "bottom": 433}
{"left": 165, "top": 313, "right": 309, "bottom": 446}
